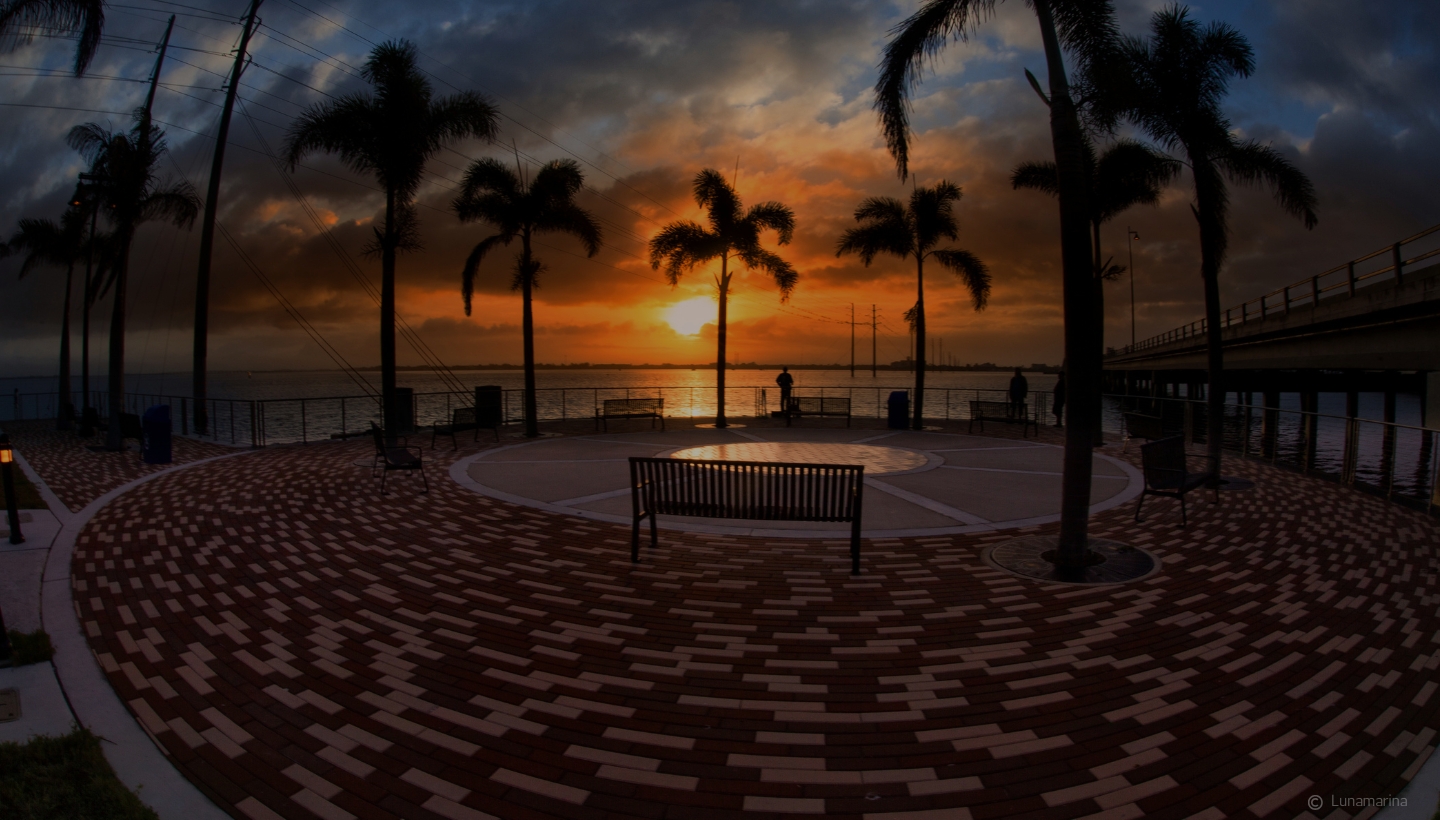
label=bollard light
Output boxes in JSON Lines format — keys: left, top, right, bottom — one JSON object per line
{"left": 1, "top": 433, "right": 23, "bottom": 545}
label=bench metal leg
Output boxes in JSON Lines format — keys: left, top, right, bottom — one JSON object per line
{"left": 631, "top": 513, "right": 642, "bottom": 562}
{"left": 1134, "top": 490, "right": 1146, "bottom": 522}
{"left": 419, "top": 465, "right": 429, "bottom": 493}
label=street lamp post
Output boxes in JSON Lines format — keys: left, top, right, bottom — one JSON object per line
{"left": 1127, "top": 228, "right": 1140, "bottom": 349}
{"left": 1, "top": 433, "right": 23, "bottom": 545}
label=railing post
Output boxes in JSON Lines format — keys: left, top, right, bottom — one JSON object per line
{"left": 1283, "top": 286, "right": 1290, "bottom": 314}
{"left": 1310, "top": 275, "right": 1319, "bottom": 307}
{"left": 1260, "top": 294, "right": 1267, "bottom": 317}
{"left": 1392, "top": 241, "right": 1404, "bottom": 287}
{"left": 1347, "top": 261, "right": 1356, "bottom": 297}
{"left": 1342, "top": 392, "right": 1359, "bottom": 485}
{"left": 301, "top": 398, "right": 307, "bottom": 444}
{"left": 341, "top": 397, "right": 346, "bottom": 438}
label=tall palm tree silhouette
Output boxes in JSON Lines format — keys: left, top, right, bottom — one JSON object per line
{"left": 69, "top": 113, "right": 199, "bottom": 450}
{"left": 836, "top": 182, "right": 990, "bottom": 430}
{"left": 0, "top": 0, "right": 105, "bottom": 75}
{"left": 877, "top": 0, "right": 1122, "bottom": 569}
{"left": 285, "top": 40, "right": 499, "bottom": 438}
{"left": 1124, "top": 6, "right": 1317, "bottom": 478}
{"left": 3, "top": 204, "right": 92, "bottom": 429}
{"left": 649, "top": 169, "right": 796, "bottom": 429}
{"left": 454, "top": 158, "right": 602, "bottom": 439}
{"left": 1013, "top": 139, "right": 1178, "bottom": 438}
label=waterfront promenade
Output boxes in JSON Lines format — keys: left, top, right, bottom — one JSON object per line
{"left": 3, "top": 416, "right": 1438, "bottom": 820}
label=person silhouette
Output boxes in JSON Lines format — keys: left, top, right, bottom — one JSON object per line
{"left": 776, "top": 367, "right": 794, "bottom": 415}
{"left": 1052, "top": 371, "right": 1066, "bottom": 427}
{"left": 1008, "top": 368, "right": 1028, "bottom": 419}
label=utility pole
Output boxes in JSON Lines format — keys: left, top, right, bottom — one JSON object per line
{"left": 193, "top": 0, "right": 263, "bottom": 436}
{"left": 871, "top": 304, "right": 876, "bottom": 377}
{"left": 850, "top": 303, "right": 855, "bottom": 377}
{"left": 1128, "top": 228, "right": 1139, "bottom": 349}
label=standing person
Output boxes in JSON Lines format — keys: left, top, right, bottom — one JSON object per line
{"left": 1008, "top": 368, "right": 1028, "bottom": 420}
{"left": 1052, "top": 371, "right": 1067, "bottom": 427}
{"left": 776, "top": 367, "right": 795, "bottom": 415}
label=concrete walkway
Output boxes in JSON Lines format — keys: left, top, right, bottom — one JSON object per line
{"left": 6, "top": 417, "right": 1440, "bottom": 820}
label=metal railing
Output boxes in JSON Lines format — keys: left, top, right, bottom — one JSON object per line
{"left": 1118, "top": 223, "right": 1440, "bottom": 354}
{"left": 3, "top": 385, "right": 1057, "bottom": 448}
{"left": 1113, "top": 393, "right": 1439, "bottom": 517}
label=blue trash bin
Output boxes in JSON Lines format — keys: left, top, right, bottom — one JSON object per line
{"left": 887, "top": 391, "right": 909, "bottom": 429}
{"left": 142, "top": 404, "right": 172, "bottom": 464}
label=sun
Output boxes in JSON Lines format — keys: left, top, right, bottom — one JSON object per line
{"left": 664, "top": 296, "right": 714, "bottom": 336}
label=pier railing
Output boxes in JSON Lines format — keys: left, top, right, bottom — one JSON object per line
{"left": 1119, "top": 223, "right": 1440, "bottom": 354}
{"left": 1112, "top": 393, "right": 1439, "bottom": 516}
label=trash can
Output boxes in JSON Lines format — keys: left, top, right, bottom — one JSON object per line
{"left": 142, "top": 404, "right": 172, "bottom": 464}
{"left": 887, "top": 391, "right": 909, "bottom": 430}
{"left": 475, "top": 386, "right": 503, "bottom": 429}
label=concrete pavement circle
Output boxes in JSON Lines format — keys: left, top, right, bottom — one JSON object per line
{"left": 453, "top": 427, "right": 1145, "bottom": 539}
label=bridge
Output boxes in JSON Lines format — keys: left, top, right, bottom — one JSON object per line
{"left": 1103, "top": 224, "right": 1440, "bottom": 427}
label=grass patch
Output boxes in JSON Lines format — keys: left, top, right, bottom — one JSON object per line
{"left": 3, "top": 464, "right": 45, "bottom": 509}
{"left": 0, "top": 726, "right": 159, "bottom": 819}
{"left": 6, "top": 629, "right": 54, "bottom": 666}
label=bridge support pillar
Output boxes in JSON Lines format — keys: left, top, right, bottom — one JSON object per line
{"left": 1300, "top": 392, "right": 1318, "bottom": 472}
{"left": 1262, "top": 390, "right": 1280, "bottom": 460}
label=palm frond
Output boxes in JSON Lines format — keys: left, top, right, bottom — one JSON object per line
{"left": 0, "top": 0, "right": 105, "bottom": 75}
{"left": 912, "top": 181, "right": 961, "bottom": 249}
{"left": 648, "top": 221, "right": 718, "bottom": 284}
{"left": 460, "top": 234, "right": 510, "bottom": 315}
{"left": 744, "top": 201, "right": 795, "bottom": 245}
{"left": 932, "top": 248, "right": 990, "bottom": 310}
{"left": 1011, "top": 160, "right": 1059, "bottom": 195}
{"left": 536, "top": 201, "right": 602, "bottom": 257}
{"left": 1220, "top": 140, "right": 1318, "bottom": 229}
{"left": 692, "top": 169, "right": 741, "bottom": 232}
{"left": 455, "top": 157, "right": 521, "bottom": 223}
{"left": 1092, "top": 139, "right": 1179, "bottom": 223}
{"left": 737, "top": 247, "right": 798, "bottom": 302}
{"left": 875, "top": 0, "right": 994, "bottom": 179}
{"left": 135, "top": 183, "right": 200, "bottom": 230}
{"left": 283, "top": 95, "right": 378, "bottom": 174}
{"left": 531, "top": 159, "right": 587, "bottom": 204}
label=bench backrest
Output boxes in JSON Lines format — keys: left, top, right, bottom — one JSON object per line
{"left": 603, "top": 397, "right": 662, "bottom": 413}
{"left": 970, "top": 400, "right": 1025, "bottom": 417}
{"left": 1139, "top": 436, "right": 1188, "bottom": 485}
{"left": 1124, "top": 412, "right": 1165, "bottom": 441}
{"left": 790, "top": 396, "right": 850, "bottom": 413}
{"left": 120, "top": 412, "right": 143, "bottom": 439}
{"left": 630, "top": 457, "right": 862, "bottom": 522}
{"left": 452, "top": 406, "right": 477, "bottom": 425}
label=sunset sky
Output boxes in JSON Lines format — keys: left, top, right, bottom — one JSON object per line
{"left": 1, "top": 0, "right": 1436, "bottom": 376}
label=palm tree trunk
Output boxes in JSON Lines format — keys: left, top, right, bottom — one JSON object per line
{"left": 1195, "top": 175, "right": 1226, "bottom": 478}
{"left": 912, "top": 255, "right": 926, "bottom": 431}
{"left": 1092, "top": 221, "right": 1105, "bottom": 447}
{"left": 715, "top": 256, "right": 729, "bottom": 428}
{"left": 1034, "top": 0, "right": 1097, "bottom": 569}
{"left": 381, "top": 190, "right": 398, "bottom": 441}
{"left": 80, "top": 208, "right": 97, "bottom": 434}
{"left": 105, "top": 235, "right": 132, "bottom": 451}
{"left": 58, "top": 261, "right": 74, "bottom": 431}
{"left": 521, "top": 231, "right": 539, "bottom": 438}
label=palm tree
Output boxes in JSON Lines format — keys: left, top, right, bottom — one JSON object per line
{"left": 285, "top": 40, "right": 499, "bottom": 438}
{"left": 836, "top": 182, "right": 990, "bottom": 430}
{"left": 649, "top": 169, "right": 796, "bottom": 428}
{"left": 1012, "top": 139, "right": 1179, "bottom": 439}
{"left": 1124, "top": 6, "right": 1317, "bottom": 479}
{"left": 69, "top": 113, "right": 200, "bottom": 450}
{"left": 454, "top": 158, "right": 601, "bottom": 438}
{"left": 0, "top": 0, "right": 105, "bottom": 75}
{"left": 877, "top": 0, "right": 1122, "bottom": 570}
{"left": 2, "top": 204, "right": 93, "bottom": 430}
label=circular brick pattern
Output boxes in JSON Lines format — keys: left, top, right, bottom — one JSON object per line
{"left": 17, "top": 424, "right": 1439, "bottom": 820}
{"left": 984, "top": 536, "right": 1161, "bottom": 585}
{"left": 667, "top": 442, "right": 931, "bottom": 475}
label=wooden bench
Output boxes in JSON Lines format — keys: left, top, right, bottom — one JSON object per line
{"left": 1134, "top": 436, "right": 1216, "bottom": 527}
{"left": 785, "top": 396, "right": 851, "bottom": 427}
{"left": 370, "top": 422, "right": 428, "bottom": 494}
{"left": 967, "top": 400, "right": 1038, "bottom": 437}
{"left": 432, "top": 406, "right": 499, "bottom": 450}
{"left": 629, "top": 457, "right": 865, "bottom": 574}
{"left": 94, "top": 411, "right": 143, "bottom": 441}
{"left": 596, "top": 397, "right": 664, "bottom": 431}
{"left": 1122, "top": 412, "right": 1165, "bottom": 452}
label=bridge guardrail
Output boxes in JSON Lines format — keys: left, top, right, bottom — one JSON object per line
{"left": 1118, "top": 223, "right": 1440, "bottom": 355}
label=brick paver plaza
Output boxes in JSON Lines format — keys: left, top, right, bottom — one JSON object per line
{"left": 12, "top": 418, "right": 1440, "bottom": 819}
